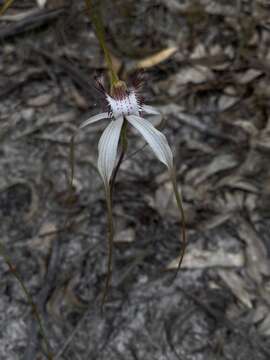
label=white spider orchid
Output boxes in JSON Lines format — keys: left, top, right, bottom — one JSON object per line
{"left": 80, "top": 80, "right": 174, "bottom": 187}
{"left": 75, "top": 78, "right": 186, "bottom": 306}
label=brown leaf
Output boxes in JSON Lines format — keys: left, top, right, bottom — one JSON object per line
{"left": 218, "top": 270, "right": 254, "bottom": 309}
{"left": 136, "top": 47, "right": 178, "bottom": 69}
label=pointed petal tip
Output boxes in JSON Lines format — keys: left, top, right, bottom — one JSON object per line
{"left": 141, "top": 104, "right": 160, "bottom": 115}
{"left": 126, "top": 115, "right": 173, "bottom": 169}
{"left": 79, "top": 112, "right": 109, "bottom": 129}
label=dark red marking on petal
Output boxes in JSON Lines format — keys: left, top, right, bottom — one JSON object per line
{"left": 130, "top": 69, "right": 145, "bottom": 90}
{"left": 94, "top": 76, "right": 106, "bottom": 95}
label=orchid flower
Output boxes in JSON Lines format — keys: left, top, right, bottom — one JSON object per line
{"left": 76, "top": 77, "right": 186, "bottom": 305}
{"left": 80, "top": 79, "right": 174, "bottom": 186}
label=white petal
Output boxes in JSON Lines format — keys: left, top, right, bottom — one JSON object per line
{"left": 141, "top": 104, "right": 160, "bottom": 115}
{"left": 79, "top": 112, "right": 109, "bottom": 129}
{"left": 126, "top": 115, "right": 173, "bottom": 169}
{"left": 98, "top": 117, "right": 124, "bottom": 186}
{"left": 141, "top": 105, "right": 162, "bottom": 127}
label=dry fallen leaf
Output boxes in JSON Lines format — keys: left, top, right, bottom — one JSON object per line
{"left": 258, "top": 313, "right": 270, "bottom": 336}
{"left": 185, "top": 154, "right": 238, "bottom": 186}
{"left": 237, "top": 220, "right": 270, "bottom": 283}
{"left": 173, "top": 65, "right": 214, "bottom": 85}
{"left": 199, "top": 213, "right": 232, "bottom": 230}
{"left": 215, "top": 175, "right": 259, "bottom": 193}
{"left": 251, "top": 304, "right": 269, "bottom": 325}
{"left": 69, "top": 86, "right": 88, "bottom": 110}
{"left": 114, "top": 228, "right": 135, "bottom": 243}
{"left": 167, "top": 248, "right": 244, "bottom": 270}
{"left": 236, "top": 69, "right": 262, "bottom": 84}
{"left": 218, "top": 94, "right": 239, "bottom": 112}
{"left": 218, "top": 270, "right": 254, "bottom": 309}
{"left": 254, "top": 131, "right": 270, "bottom": 152}
{"left": 27, "top": 93, "right": 53, "bottom": 107}
{"left": 234, "top": 119, "right": 259, "bottom": 136}
{"left": 136, "top": 46, "right": 178, "bottom": 69}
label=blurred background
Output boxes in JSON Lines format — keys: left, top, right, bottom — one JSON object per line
{"left": 1, "top": 0, "right": 270, "bottom": 359}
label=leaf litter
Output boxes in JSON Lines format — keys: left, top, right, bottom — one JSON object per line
{"left": 1, "top": 0, "right": 270, "bottom": 359}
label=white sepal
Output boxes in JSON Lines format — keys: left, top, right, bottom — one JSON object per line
{"left": 126, "top": 115, "right": 173, "bottom": 169}
{"left": 141, "top": 104, "right": 160, "bottom": 115}
{"left": 80, "top": 112, "right": 110, "bottom": 129}
{"left": 141, "top": 104, "right": 162, "bottom": 126}
{"left": 97, "top": 117, "right": 124, "bottom": 186}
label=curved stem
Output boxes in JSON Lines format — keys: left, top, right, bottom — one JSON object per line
{"left": 170, "top": 168, "right": 187, "bottom": 277}
{"left": 110, "top": 148, "right": 125, "bottom": 200}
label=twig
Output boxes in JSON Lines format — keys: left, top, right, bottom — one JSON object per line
{"left": 170, "top": 168, "right": 187, "bottom": 277}
{"left": 0, "top": 7, "right": 67, "bottom": 40}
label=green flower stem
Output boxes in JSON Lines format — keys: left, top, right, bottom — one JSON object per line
{"left": 0, "top": 0, "right": 14, "bottom": 16}
{"left": 102, "top": 184, "right": 114, "bottom": 309}
{"left": 0, "top": 243, "right": 53, "bottom": 360}
{"left": 169, "top": 168, "right": 187, "bottom": 275}
{"left": 84, "top": 0, "right": 119, "bottom": 86}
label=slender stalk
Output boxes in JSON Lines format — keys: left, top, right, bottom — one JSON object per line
{"left": 69, "top": 133, "right": 76, "bottom": 192}
{"left": 82, "top": 3, "right": 126, "bottom": 305}
{"left": 102, "top": 184, "right": 114, "bottom": 309}
{"left": 110, "top": 148, "right": 125, "bottom": 199}
{"left": 0, "top": 0, "right": 14, "bottom": 16}
{"left": 0, "top": 243, "right": 53, "bottom": 360}
{"left": 101, "top": 121, "right": 128, "bottom": 309}
{"left": 169, "top": 168, "right": 187, "bottom": 276}
{"left": 84, "top": 0, "right": 119, "bottom": 86}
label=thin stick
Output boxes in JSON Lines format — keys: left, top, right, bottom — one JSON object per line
{"left": 0, "top": 243, "right": 53, "bottom": 359}
{"left": 170, "top": 168, "right": 187, "bottom": 276}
